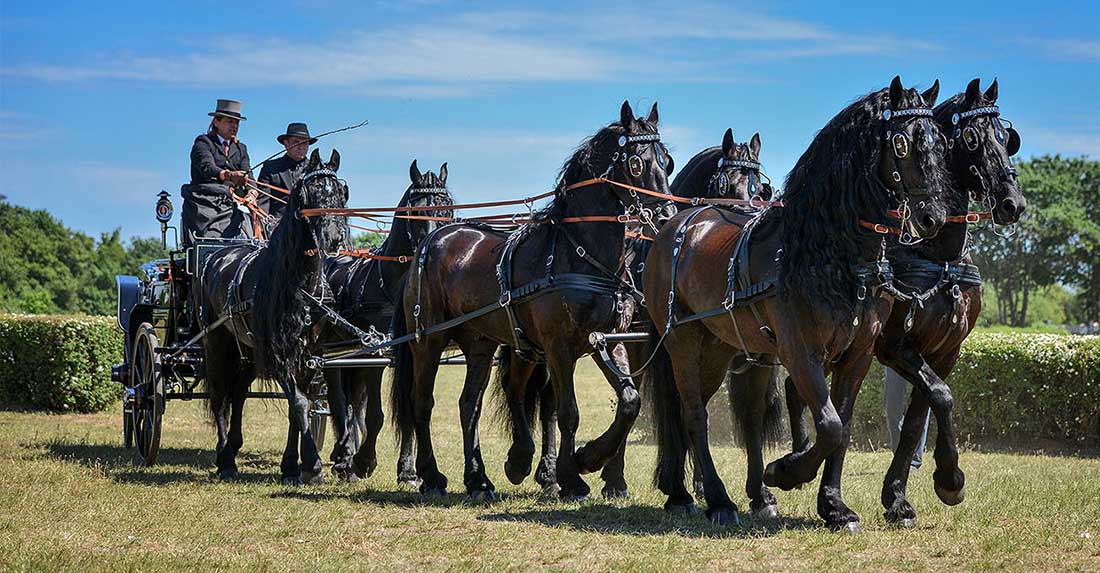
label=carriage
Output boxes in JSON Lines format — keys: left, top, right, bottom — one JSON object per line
{"left": 111, "top": 190, "right": 331, "bottom": 466}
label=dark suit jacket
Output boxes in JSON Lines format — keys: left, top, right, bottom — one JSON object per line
{"left": 257, "top": 155, "right": 307, "bottom": 220}
{"left": 183, "top": 132, "right": 253, "bottom": 244}
{"left": 190, "top": 132, "right": 250, "bottom": 184}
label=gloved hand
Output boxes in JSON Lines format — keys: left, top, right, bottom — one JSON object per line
{"left": 226, "top": 170, "right": 248, "bottom": 188}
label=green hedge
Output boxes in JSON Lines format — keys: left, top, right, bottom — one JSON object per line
{"left": 0, "top": 314, "right": 123, "bottom": 413}
{"left": 849, "top": 333, "right": 1100, "bottom": 450}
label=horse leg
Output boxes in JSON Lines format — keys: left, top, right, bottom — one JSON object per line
{"left": 881, "top": 388, "right": 931, "bottom": 527}
{"left": 411, "top": 337, "right": 449, "bottom": 496}
{"left": 814, "top": 352, "right": 873, "bottom": 532}
{"left": 206, "top": 334, "right": 238, "bottom": 480}
{"left": 597, "top": 343, "right": 632, "bottom": 499}
{"left": 225, "top": 364, "right": 250, "bottom": 478}
{"left": 454, "top": 336, "right": 499, "bottom": 500}
{"left": 546, "top": 352, "right": 590, "bottom": 501}
{"left": 534, "top": 376, "right": 559, "bottom": 497}
{"left": 501, "top": 354, "right": 539, "bottom": 486}
{"left": 785, "top": 375, "right": 811, "bottom": 454}
{"left": 574, "top": 342, "right": 641, "bottom": 476}
{"left": 280, "top": 408, "right": 302, "bottom": 485}
{"left": 737, "top": 363, "right": 780, "bottom": 521}
{"left": 286, "top": 372, "right": 324, "bottom": 485}
{"left": 880, "top": 343, "right": 966, "bottom": 507}
{"left": 351, "top": 367, "right": 384, "bottom": 480}
{"left": 674, "top": 332, "right": 740, "bottom": 525}
{"left": 763, "top": 349, "right": 842, "bottom": 492}
{"left": 326, "top": 368, "right": 354, "bottom": 480}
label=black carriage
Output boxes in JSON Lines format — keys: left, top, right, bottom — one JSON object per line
{"left": 111, "top": 191, "right": 329, "bottom": 466}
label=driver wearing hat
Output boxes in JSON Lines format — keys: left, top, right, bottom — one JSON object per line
{"left": 181, "top": 99, "right": 254, "bottom": 244}
{"left": 258, "top": 122, "right": 317, "bottom": 224}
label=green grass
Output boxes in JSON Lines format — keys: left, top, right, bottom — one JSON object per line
{"left": 1, "top": 361, "right": 1098, "bottom": 571}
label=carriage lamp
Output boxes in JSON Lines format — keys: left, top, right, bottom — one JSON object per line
{"left": 155, "top": 190, "right": 173, "bottom": 249}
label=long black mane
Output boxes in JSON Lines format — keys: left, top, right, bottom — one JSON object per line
{"left": 775, "top": 86, "right": 948, "bottom": 315}
{"left": 252, "top": 169, "right": 347, "bottom": 380}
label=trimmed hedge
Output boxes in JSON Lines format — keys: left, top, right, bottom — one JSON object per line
{"left": 850, "top": 333, "right": 1100, "bottom": 449}
{"left": 0, "top": 314, "right": 123, "bottom": 413}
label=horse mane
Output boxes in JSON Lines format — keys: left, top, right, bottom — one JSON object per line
{"left": 776, "top": 86, "right": 948, "bottom": 315}
{"left": 251, "top": 185, "right": 314, "bottom": 378}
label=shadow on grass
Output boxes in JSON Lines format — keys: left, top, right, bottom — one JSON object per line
{"left": 34, "top": 438, "right": 281, "bottom": 485}
{"left": 477, "top": 504, "right": 820, "bottom": 538}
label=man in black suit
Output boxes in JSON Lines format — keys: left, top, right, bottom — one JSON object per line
{"left": 181, "top": 99, "right": 254, "bottom": 244}
{"left": 257, "top": 122, "right": 316, "bottom": 226}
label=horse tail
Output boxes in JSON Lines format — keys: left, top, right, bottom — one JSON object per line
{"left": 644, "top": 323, "right": 689, "bottom": 487}
{"left": 726, "top": 362, "right": 785, "bottom": 448}
{"left": 491, "top": 348, "right": 548, "bottom": 434}
{"left": 388, "top": 284, "right": 415, "bottom": 446}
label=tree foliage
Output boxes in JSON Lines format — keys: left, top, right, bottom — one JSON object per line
{"left": 0, "top": 201, "right": 166, "bottom": 316}
{"left": 970, "top": 155, "right": 1100, "bottom": 326}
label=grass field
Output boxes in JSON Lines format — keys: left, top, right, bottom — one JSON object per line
{"left": 1, "top": 361, "right": 1098, "bottom": 571}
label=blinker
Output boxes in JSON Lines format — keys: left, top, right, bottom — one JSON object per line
{"left": 1006, "top": 127, "right": 1021, "bottom": 156}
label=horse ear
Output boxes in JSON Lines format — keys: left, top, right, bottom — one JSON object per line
{"left": 889, "top": 75, "right": 904, "bottom": 108}
{"left": 620, "top": 100, "right": 635, "bottom": 128}
{"left": 328, "top": 149, "right": 340, "bottom": 172}
{"left": 308, "top": 148, "right": 322, "bottom": 169}
{"left": 409, "top": 159, "right": 422, "bottom": 185}
{"left": 722, "top": 128, "right": 734, "bottom": 156}
{"left": 749, "top": 132, "right": 761, "bottom": 158}
{"left": 439, "top": 162, "right": 448, "bottom": 185}
{"left": 921, "top": 79, "right": 940, "bottom": 107}
{"left": 984, "top": 77, "right": 999, "bottom": 102}
{"left": 964, "top": 78, "right": 982, "bottom": 107}
{"left": 647, "top": 102, "right": 659, "bottom": 125}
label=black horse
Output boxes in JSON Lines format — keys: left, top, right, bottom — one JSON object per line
{"left": 200, "top": 149, "right": 348, "bottom": 484}
{"left": 779, "top": 78, "right": 1026, "bottom": 527}
{"left": 645, "top": 77, "right": 950, "bottom": 527}
{"left": 390, "top": 101, "right": 673, "bottom": 501}
{"left": 491, "top": 128, "right": 782, "bottom": 499}
{"left": 321, "top": 160, "right": 455, "bottom": 481}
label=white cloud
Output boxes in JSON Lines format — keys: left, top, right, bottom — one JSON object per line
{"left": 1027, "top": 38, "right": 1100, "bottom": 61}
{"left": 4, "top": 3, "right": 939, "bottom": 96}
{"left": 1022, "top": 127, "right": 1100, "bottom": 158}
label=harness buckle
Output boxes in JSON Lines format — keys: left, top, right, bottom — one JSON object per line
{"left": 576, "top": 245, "right": 586, "bottom": 258}
{"left": 398, "top": 255, "right": 409, "bottom": 264}
{"left": 499, "top": 291, "right": 512, "bottom": 307}
{"left": 965, "top": 212, "right": 982, "bottom": 224}
{"left": 412, "top": 304, "right": 421, "bottom": 318}
{"left": 617, "top": 214, "right": 631, "bottom": 223}
{"left": 951, "top": 284, "right": 962, "bottom": 299}
{"left": 857, "top": 285, "right": 868, "bottom": 301}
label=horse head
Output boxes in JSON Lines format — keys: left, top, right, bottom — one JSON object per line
{"left": 937, "top": 78, "right": 1026, "bottom": 225}
{"left": 709, "top": 128, "right": 772, "bottom": 202}
{"left": 403, "top": 159, "right": 456, "bottom": 248}
{"left": 876, "top": 75, "right": 951, "bottom": 242}
{"left": 298, "top": 148, "right": 349, "bottom": 256}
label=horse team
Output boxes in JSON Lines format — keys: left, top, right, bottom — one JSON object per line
{"left": 197, "top": 76, "right": 1025, "bottom": 531}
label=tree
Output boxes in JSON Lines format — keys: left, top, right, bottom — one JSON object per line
{"left": 970, "top": 156, "right": 1100, "bottom": 326}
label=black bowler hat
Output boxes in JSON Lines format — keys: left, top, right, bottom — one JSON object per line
{"left": 277, "top": 123, "right": 317, "bottom": 145}
{"left": 208, "top": 99, "right": 246, "bottom": 120}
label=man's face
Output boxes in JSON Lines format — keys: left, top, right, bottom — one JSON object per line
{"left": 213, "top": 116, "right": 240, "bottom": 140}
{"left": 283, "top": 136, "right": 310, "bottom": 161}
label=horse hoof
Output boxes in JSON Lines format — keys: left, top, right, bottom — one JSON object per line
{"left": 216, "top": 468, "right": 239, "bottom": 481}
{"left": 504, "top": 459, "right": 532, "bottom": 485}
{"left": 601, "top": 485, "right": 629, "bottom": 499}
{"left": 281, "top": 476, "right": 303, "bottom": 487}
{"left": 708, "top": 509, "right": 740, "bottom": 527}
{"left": 839, "top": 521, "right": 863, "bottom": 534}
{"left": 469, "top": 489, "right": 498, "bottom": 503}
{"left": 665, "top": 503, "right": 697, "bottom": 516}
{"left": 935, "top": 483, "right": 965, "bottom": 506}
{"left": 538, "top": 483, "right": 562, "bottom": 503}
{"left": 753, "top": 504, "right": 780, "bottom": 522}
{"left": 352, "top": 457, "right": 377, "bottom": 479}
{"left": 895, "top": 517, "right": 917, "bottom": 529}
{"left": 574, "top": 445, "right": 599, "bottom": 475}
{"left": 303, "top": 472, "right": 324, "bottom": 486}
{"left": 398, "top": 477, "right": 422, "bottom": 489}
{"left": 560, "top": 490, "right": 590, "bottom": 503}
{"left": 421, "top": 486, "right": 446, "bottom": 497}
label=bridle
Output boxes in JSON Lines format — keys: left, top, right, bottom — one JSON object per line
{"left": 879, "top": 105, "right": 939, "bottom": 245}
{"left": 601, "top": 130, "right": 672, "bottom": 234}
{"left": 947, "top": 104, "right": 1021, "bottom": 237}
{"left": 709, "top": 154, "right": 771, "bottom": 202}
{"left": 294, "top": 168, "right": 349, "bottom": 258}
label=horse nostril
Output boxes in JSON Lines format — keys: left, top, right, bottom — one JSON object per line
{"left": 920, "top": 213, "right": 937, "bottom": 230}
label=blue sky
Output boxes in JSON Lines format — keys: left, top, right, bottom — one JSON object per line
{"left": 2, "top": 1, "right": 1098, "bottom": 240}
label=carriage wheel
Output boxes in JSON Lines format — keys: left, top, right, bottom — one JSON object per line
{"left": 130, "top": 322, "right": 164, "bottom": 467}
